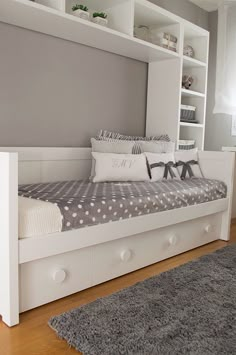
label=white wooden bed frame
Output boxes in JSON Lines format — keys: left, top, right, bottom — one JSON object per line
{"left": 0, "top": 147, "right": 234, "bottom": 327}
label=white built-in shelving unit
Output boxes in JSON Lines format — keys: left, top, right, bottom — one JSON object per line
{"left": 145, "top": 3, "right": 209, "bottom": 150}
{"left": 0, "top": 0, "right": 209, "bottom": 150}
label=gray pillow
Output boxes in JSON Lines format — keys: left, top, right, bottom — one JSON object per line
{"left": 91, "top": 138, "right": 134, "bottom": 153}
{"left": 139, "top": 141, "right": 175, "bottom": 153}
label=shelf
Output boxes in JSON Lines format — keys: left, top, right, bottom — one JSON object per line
{"left": 183, "top": 25, "right": 209, "bottom": 64}
{"left": 183, "top": 56, "right": 206, "bottom": 68}
{"left": 179, "top": 123, "right": 204, "bottom": 150}
{"left": 67, "top": 0, "right": 127, "bottom": 12}
{"left": 0, "top": 0, "right": 180, "bottom": 63}
{"left": 184, "top": 22, "right": 209, "bottom": 39}
{"left": 64, "top": 0, "right": 134, "bottom": 36}
{"left": 181, "top": 89, "right": 205, "bottom": 98}
{"left": 180, "top": 122, "right": 204, "bottom": 128}
{"left": 134, "top": 0, "right": 179, "bottom": 27}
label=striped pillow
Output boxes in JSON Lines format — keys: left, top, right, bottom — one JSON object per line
{"left": 96, "top": 130, "right": 170, "bottom": 142}
{"left": 96, "top": 130, "right": 171, "bottom": 154}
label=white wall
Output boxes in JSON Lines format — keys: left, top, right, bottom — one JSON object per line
{"left": 205, "top": 11, "right": 236, "bottom": 151}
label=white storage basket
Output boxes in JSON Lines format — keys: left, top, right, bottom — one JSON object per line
{"left": 178, "top": 140, "right": 195, "bottom": 150}
{"left": 180, "top": 105, "right": 196, "bottom": 121}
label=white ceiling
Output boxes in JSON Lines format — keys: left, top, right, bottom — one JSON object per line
{"left": 189, "top": 0, "right": 222, "bottom": 12}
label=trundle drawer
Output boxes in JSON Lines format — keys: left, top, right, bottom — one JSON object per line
{"left": 91, "top": 214, "right": 221, "bottom": 286}
{"left": 20, "top": 213, "right": 221, "bottom": 312}
{"left": 20, "top": 247, "right": 92, "bottom": 312}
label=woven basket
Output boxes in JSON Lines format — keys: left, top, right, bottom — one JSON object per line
{"left": 180, "top": 105, "right": 196, "bottom": 121}
{"left": 178, "top": 140, "right": 195, "bottom": 150}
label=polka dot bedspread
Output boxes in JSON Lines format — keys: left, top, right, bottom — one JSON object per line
{"left": 18, "top": 179, "right": 227, "bottom": 232}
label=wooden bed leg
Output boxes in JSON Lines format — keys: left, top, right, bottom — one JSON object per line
{"left": 0, "top": 153, "right": 19, "bottom": 326}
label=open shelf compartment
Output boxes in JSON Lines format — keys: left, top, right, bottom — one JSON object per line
{"left": 181, "top": 96, "right": 206, "bottom": 126}
{"left": 134, "top": 0, "right": 181, "bottom": 54}
{"left": 179, "top": 125, "right": 204, "bottom": 150}
{"left": 182, "top": 67, "right": 207, "bottom": 94}
{"left": 183, "top": 23, "right": 209, "bottom": 64}
{"left": 65, "top": 0, "right": 134, "bottom": 35}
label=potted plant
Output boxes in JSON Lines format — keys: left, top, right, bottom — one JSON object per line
{"left": 72, "top": 4, "right": 90, "bottom": 21}
{"left": 92, "top": 12, "right": 108, "bottom": 27}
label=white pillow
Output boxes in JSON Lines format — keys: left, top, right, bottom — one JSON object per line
{"left": 90, "top": 138, "right": 134, "bottom": 179}
{"left": 145, "top": 152, "right": 180, "bottom": 182}
{"left": 92, "top": 152, "right": 150, "bottom": 183}
{"left": 139, "top": 141, "right": 175, "bottom": 154}
{"left": 175, "top": 149, "right": 203, "bottom": 179}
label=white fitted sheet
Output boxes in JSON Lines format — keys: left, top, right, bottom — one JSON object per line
{"left": 19, "top": 196, "right": 62, "bottom": 239}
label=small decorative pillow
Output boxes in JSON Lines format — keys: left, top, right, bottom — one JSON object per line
{"left": 139, "top": 141, "right": 175, "bottom": 154}
{"left": 90, "top": 138, "right": 134, "bottom": 179}
{"left": 175, "top": 149, "right": 203, "bottom": 179}
{"left": 145, "top": 152, "right": 180, "bottom": 182}
{"left": 92, "top": 152, "right": 150, "bottom": 183}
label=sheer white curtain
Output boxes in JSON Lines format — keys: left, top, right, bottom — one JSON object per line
{"left": 214, "top": 1, "right": 236, "bottom": 116}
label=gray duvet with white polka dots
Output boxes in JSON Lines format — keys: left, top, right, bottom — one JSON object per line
{"left": 18, "top": 179, "right": 227, "bottom": 232}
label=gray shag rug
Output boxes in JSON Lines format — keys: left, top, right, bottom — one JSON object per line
{"left": 49, "top": 245, "right": 236, "bottom": 355}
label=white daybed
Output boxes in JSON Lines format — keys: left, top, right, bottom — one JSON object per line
{"left": 0, "top": 147, "right": 234, "bottom": 327}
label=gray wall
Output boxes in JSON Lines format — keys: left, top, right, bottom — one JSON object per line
{"left": 0, "top": 22, "right": 147, "bottom": 147}
{"left": 205, "top": 11, "right": 235, "bottom": 151}
{"left": 0, "top": 0, "right": 208, "bottom": 147}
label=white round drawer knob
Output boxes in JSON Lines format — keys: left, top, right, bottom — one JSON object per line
{"left": 52, "top": 269, "right": 67, "bottom": 283}
{"left": 120, "top": 249, "right": 132, "bottom": 262}
{"left": 204, "top": 224, "right": 212, "bottom": 234}
{"left": 168, "top": 235, "right": 177, "bottom": 246}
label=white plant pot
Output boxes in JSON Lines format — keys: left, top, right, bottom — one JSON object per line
{"left": 92, "top": 16, "right": 108, "bottom": 27}
{"left": 73, "top": 9, "right": 90, "bottom": 21}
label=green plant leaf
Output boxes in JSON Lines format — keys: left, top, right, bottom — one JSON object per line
{"left": 72, "top": 4, "right": 89, "bottom": 12}
{"left": 93, "top": 12, "right": 107, "bottom": 19}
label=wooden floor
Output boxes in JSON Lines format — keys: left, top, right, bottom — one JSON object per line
{"left": 1, "top": 225, "right": 236, "bottom": 355}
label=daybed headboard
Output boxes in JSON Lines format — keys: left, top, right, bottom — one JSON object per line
{"left": 0, "top": 148, "right": 234, "bottom": 189}
{"left": 0, "top": 147, "right": 92, "bottom": 184}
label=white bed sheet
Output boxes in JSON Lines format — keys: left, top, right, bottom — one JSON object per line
{"left": 19, "top": 196, "right": 62, "bottom": 239}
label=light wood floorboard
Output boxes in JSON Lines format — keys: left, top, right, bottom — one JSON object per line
{"left": 1, "top": 225, "right": 236, "bottom": 355}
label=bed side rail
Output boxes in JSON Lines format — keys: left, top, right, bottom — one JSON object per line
{"left": 198, "top": 151, "right": 235, "bottom": 241}
{"left": 0, "top": 152, "right": 19, "bottom": 326}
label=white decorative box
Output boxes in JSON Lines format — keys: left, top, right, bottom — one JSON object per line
{"left": 92, "top": 17, "right": 108, "bottom": 27}
{"left": 73, "top": 9, "right": 90, "bottom": 21}
{"left": 149, "top": 30, "right": 178, "bottom": 52}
